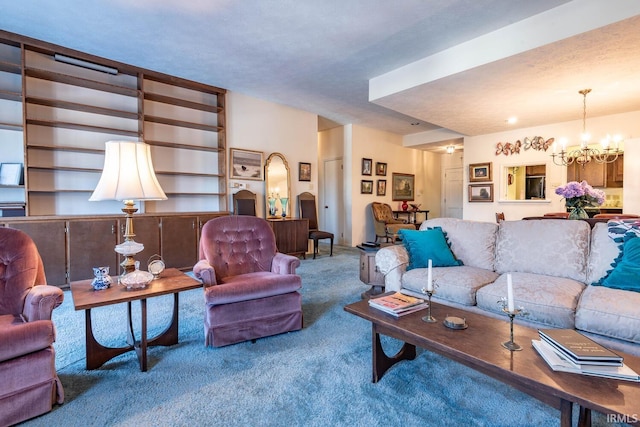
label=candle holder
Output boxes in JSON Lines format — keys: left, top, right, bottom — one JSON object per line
{"left": 420, "top": 288, "right": 436, "bottom": 323}
{"left": 501, "top": 308, "right": 523, "bottom": 351}
{"left": 497, "top": 297, "right": 527, "bottom": 351}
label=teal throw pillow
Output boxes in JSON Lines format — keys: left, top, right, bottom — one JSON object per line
{"left": 398, "top": 227, "right": 462, "bottom": 270}
{"left": 600, "top": 236, "right": 640, "bottom": 292}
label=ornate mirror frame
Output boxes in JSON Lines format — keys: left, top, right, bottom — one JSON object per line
{"left": 265, "top": 152, "right": 291, "bottom": 218}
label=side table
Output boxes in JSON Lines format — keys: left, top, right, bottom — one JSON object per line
{"left": 70, "top": 268, "right": 201, "bottom": 372}
{"left": 358, "top": 245, "right": 389, "bottom": 299}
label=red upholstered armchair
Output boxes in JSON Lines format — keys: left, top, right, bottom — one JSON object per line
{"left": 194, "top": 216, "right": 303, "bottom": 347}
{"left": 0, "top": 227, "right": 64, "bottom": 426}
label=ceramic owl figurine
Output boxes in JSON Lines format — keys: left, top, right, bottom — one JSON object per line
{"left": 91, "top": 266, "right": 113, "bottom": 290}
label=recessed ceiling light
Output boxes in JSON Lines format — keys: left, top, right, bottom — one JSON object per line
{"left": 506, "top": 117, "right": 518, "bottom": 125}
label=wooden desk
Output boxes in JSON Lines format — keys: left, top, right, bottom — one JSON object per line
{"left": 70, "top": 268, "right": 201, "bottom": 371}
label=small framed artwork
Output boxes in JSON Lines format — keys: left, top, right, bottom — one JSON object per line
{"left": 361, "top": 158, "right": 372, "bottom": 175}
{"left": 298, "top": 162, "right": 311, "bottom": 181}
{"left": 230, "top": 148, "right": 264, "bottom": 180}
{"left": 375, "top": 162, "right": 387, "bottom": 176}
{"left": 392, "top": 173, "right": 415, "bottom": 201}
{"left": 0, "top": 163, "right": 23, "bottom": 186}
{"left": 468, "top": 183, "right": 494, "bottom": 202}
{"left": 361, "top": 180, "right": 373, "bottom": 194}
{"left": 469, "top": 162, "right": 492, "bottom": 182}
{"left": 376, "top": 179, "right": 387, "bottom": 196}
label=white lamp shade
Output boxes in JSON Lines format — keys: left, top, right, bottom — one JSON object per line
{"left": 89, "top": 141, "right": 167, "bottom": 201}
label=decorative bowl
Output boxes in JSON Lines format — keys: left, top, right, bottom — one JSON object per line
{"left": 121, "top": 270, "right": 154, "bottom": 290}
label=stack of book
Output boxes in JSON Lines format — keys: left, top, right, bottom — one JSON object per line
{"left": 368, "top": 292, "right": 428, "bottom": 317}
{"left": 532, "top": 329, "right": 640, "bottom": 382}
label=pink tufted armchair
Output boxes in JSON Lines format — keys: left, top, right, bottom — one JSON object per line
{"left": 0, "top": 227, "right": 64, "bottom": 426}
{"left": 194, "top": 216, "right": 303, "bottom": 347}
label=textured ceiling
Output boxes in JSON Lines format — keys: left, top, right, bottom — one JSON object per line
{"left": 1, "top": 0, "right": 639, "bottom": 152}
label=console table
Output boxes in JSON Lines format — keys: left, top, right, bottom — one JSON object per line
{"left": 392, "top": 210, "right": 429, "bottom": 228}
{"left": 267, "top": 218, "right": 309, "bottom": 258}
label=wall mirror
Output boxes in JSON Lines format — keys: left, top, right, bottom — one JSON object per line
{"left": 501, "top": 164, "right": 547, "bottom": 201}
{"left": 265, "top": 152, "right": 291, "bottom": 218}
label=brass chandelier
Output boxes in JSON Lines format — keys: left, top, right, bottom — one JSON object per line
{"left": 551, "top": 89, "right": 622, "bottom": 167}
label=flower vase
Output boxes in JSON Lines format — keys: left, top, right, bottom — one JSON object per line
{"left": 568, "top": 206, "right": 588, "bottom": 220}
{"left": 280, "top": 197, "right": 288, "bottom": 218}
{"left": 268, "top": 198, "right": 277, "bottom": 217}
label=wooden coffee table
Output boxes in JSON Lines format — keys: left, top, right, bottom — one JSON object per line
{"left": 70, "top": 268, "right": 201, "bottom": 372}
{"left": 345, "top": 299, "right": 640, "bottom": 427}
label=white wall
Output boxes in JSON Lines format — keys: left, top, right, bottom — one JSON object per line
{"left": 623, "top": 137, "right": 640, "bottom": 213}
{"left": 349, "top": 124, "right": 441, "bottom": 245}
{"left": 226, "top": 91, "right": 318, "bottom": 217}
{"left": 463, "top": 111, "right": 640, "bottom": 222}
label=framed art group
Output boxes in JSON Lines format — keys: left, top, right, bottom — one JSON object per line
{"left": 360, "top": 157, "right": 390, "bottom": 195}
{"left": 468, "top": 162, "right": 493, "bottom": 202}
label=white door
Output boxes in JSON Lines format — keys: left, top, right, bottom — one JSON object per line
{"left": 322, "top": 158, "right": 344, "bottom": 244}
{"left": 444, "top": 167, "right": 463, "bottom": 219}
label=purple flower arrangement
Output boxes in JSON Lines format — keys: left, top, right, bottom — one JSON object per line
{"left": 555, "top": 180, "right": 605, "bottom": 209}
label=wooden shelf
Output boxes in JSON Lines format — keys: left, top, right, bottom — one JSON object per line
{"left": 156, "top": 170, "right": 224, "bottom": 178}
{"left": 0, "top": 122, "right": 22, "bottom": 131}
{"left": 25, "top": 68, "right": 140, "bottom": 98}
{"left": 27, "top": 144, "right": 104, "bottom": 154}
{"left": 146, "top": 139, "right": 224, "bottom": 153}
{"left": 144, "top": 92, "right": 222, "bottom": 113}
{"left": 0, "top": 60, "right": 21, "bottom": 75}
{"left": 26, "top": 97, "right": 140, "bottom": 120}
{"left": 0, "top": 185, "right": 24, "bottom": 189}
{"left": 144, "top": 115, "right": 222, "bottom": 132}
{"left": 0, "top": 88, "right": 22, "bottom": 102}
{"left": 25, "top": 118, "right": 140, "bottom": 137}
{"left": 28, "top": 165, "right": 101, "bottom": 173}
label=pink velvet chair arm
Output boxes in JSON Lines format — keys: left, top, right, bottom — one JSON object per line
{"left": 0, "top": 319, "right": 56, "bottom": 363}
{"left": 22, "top": 285, "right": 64, "bottom": 322}
{"left": 194, "top": 259, "right": 218, "bottom": 287}
{"left": 271, "top": 252, "right": 301, "bottom": 274}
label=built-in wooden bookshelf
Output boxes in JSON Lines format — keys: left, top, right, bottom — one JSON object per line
{"left": 0, "top": 30, "right": 227, "bottom": 216}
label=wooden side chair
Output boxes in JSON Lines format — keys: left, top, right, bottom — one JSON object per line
{"left": 232, "top": 189, "right": 257, "bottom": 216}
{"left": 298, "top": 192, "right": 333, "bottom": 259}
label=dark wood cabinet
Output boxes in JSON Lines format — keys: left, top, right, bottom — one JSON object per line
{"left": 267, "top": 218, "right": 309, "bottom": 258}
{"left": 8, "top": 220, "right": 67, "bottom": 286}
{"left": 605, "top": 154, "right": 624, "bottom": 188}
{"left": 567, "top": 154, "right": 623, "bottom": 188}
{"left": 2, "top": 212, "right": 227, "bottom": 288}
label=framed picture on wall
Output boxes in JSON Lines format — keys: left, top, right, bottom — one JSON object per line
{"left": 375, "top": 162, "right": 387, "bottom": 176}
{"left": 298, "top": 162, "right": 311, "bottom": 181}
{"left": 362, "top": 158, "right": 372, "bottom": 175}
{"left": 469, "top": 162, "right": 492, "bottom": 182}
{"left": 468, "top": 183, "right": 494, "bottom": 202}
{"left": 391, "top": 173, "right": 414, "bottom": 201}
{"left": 376, "top": 179, "right": 386, "bottom": 196}
{"left": 361, "top": 180, "right": 373, "bottom": 194}
{"left": 0, "top": 163, "right": 23, "bottom": 186}
{"left": 230, "top": 148, "right": 264, "bottom": 180}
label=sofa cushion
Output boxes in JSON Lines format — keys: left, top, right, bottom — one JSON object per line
{"left": 398, "top": 228, "right": 461, "bottom": 270}
{"left": 587, "top": 222, "right": 621, "bottom": 284}
{"left": 402, "top": 266, "right": 499, "bottom": 306}
{"left": 494, "top": 219, "right": 590, "bottom": 283}
{"left": 576, "top": 285, "right": 640, "bottom": 344}
{"left": 599, "top": 236, "right": 640, "bottom": 291}
{"left": 419, "top": 218, "right": 498, "bottom": 271}
{"left": 476, "top": 272, "right": 585, "bottom": 329}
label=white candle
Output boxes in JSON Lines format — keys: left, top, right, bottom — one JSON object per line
{"left": 506, "top": 273, "right": 515, "bottom": 312}
{"left": 427, "top": 259, "right": 433, "bottom": 292}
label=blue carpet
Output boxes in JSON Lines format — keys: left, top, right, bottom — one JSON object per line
{"left": 23, "top": 245, "right": 625, "bottom": 426}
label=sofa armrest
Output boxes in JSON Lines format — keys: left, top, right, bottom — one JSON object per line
{"left": 23, "top": 285, "right": 64, "bottom": 322}
{"left": 271, "top": 252, "right": 301, "bottom": 274}
{"left": 375, "top": 245, "right": 409, "bottom": 292}
{"left": 0, "top": 319, "right": 56, "bottom": 363}
{"left": 194, "top": 259, "right": 217, "bottom": 287}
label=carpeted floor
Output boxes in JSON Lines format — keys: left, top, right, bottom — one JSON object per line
{"left": 22, "top": 245, "right": 622, "bottom": 426}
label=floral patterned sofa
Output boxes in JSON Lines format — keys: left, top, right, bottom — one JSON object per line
{"left": 375, "top": 217, "right": 640, "bottom": 356}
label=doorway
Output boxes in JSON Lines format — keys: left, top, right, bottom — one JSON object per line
{"left": 444, "top": 167, "right": 463, "bottom": 219}
{"left": 322, "top": 158, "right": 344, "bottom": 244}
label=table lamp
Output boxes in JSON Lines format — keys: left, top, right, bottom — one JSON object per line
{"left": 89, "top": 141, "right": 167, "bottom": 278}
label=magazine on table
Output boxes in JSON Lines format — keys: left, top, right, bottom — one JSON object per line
{"left": 532, "top": 340, "right": 640, "bottom": 382}
{"left": 538, "top": 329, "right": 623, "bottom": 366}
{"left": 368, "top": 292, "right": 428, "bottom": 316}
